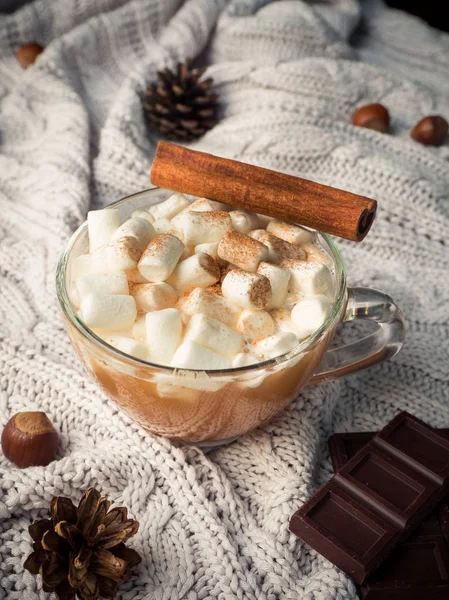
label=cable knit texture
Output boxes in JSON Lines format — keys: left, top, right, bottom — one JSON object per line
{"left": 1, "top": 0, "right": 449, "bottom": 598}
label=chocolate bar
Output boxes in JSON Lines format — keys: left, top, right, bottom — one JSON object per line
{"left": 328, "top": 427, "right": 449, "bottom": 597}
{"left": 289, "top": 412, "right": 449, "bottom": 584}
{"left": 328, "top": 428, "right": 449, "bottom": 541}
{"left": 328, "top": 428, "right": 449, "bottom": 473}
{"left": 440, "top": 498, "right": 449, "bottom": 546}
{"left": 361, "top": 536, "right": 449, "bottom": 599}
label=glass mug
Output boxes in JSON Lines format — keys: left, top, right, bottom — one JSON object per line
{"left": 56, "top": 188, "right": 405, "bottom": 445}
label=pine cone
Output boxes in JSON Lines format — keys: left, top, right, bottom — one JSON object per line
{"left": 24, "top": 488, "right": 141, "bottom": 600}
{"left": 143, "top": 58, "right": 218, "bottom": 140}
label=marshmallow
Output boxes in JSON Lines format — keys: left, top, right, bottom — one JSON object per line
{"left": 291, "top": 295, "right": 331, "bottom": 339}
{"left": 79, "top": 294, "right": 136, "bottom": 331}
{"left": 249, "top": 230, "right": 306, "bottom": 263}
{"left": 138, "top": 234, "right": 185, "bottom": 282}
{"left": 76, "top": 271, "right": 129, "bottom": 301}
{"left": 182, "top": 198, "right": 214, "bottom": 212}
{"left": 103, "top": 335, "right": 148, "bottom": 360}
{"left": 217, "top": 230, "right": 269, "bottom": 273}
{"left": 236, "top": 309, "right": 275, "bottom": 342}
{"left": 257, "top": 262, "right": 290, "bottom": 309}
{"left": 303, "top": 243, "right": 332, "bottom": 266}
{"left": 127, "top": 267, "right": 148, "bottom": 283}
{"left": 71, "top": 254, "right": 94, "bottom": 280}
{"left": 229, "top": 210, "right": 262, "bottom": 234}
{"left": 129, "top": 282, "right": 178, "bottom": 312}
{"left": 152, "top": 218, "right": 172, "bottom": 235}
{"left": 194, "top": 242, "right": 228, "bottom": 270}
{"left": 184, "top": 314, "right": 242, "bottom": 360}
{"left": 232, "top": 353, "right": 259, "bottom": 368}
{"left": 131, "top": 315, "right": 146, "bottom": 340}
{"left": 209, "top": 200, "right": 231, "bottom": 211}
{"left": 171, "top": 341, "right": 231, "bottom": 370}
{"left": 267, "top": 220, "right": 316, "bottom": 245}
{"left": 284, "top": 290, "right": 305, "bottom": 309}
{"left": 254, "top": 332, "right": 299, "bottom": 360}
{"left": 146, "top": 308, "right": 182, "bottom": 365}
{"left": 232, "top": 352, "right": 265, "bottom": 387}
{"left": 149, "top": 193, "right": 190, "bottom": 220}
{"left": 70, "top": 255, "right": 99, "bottom": 299}
{"left": 87, "top": 209, "right": 121, "bottom": 252}
{"left": 68, "top": 285, "right": 81, "bottom": 308}
{"left": 271, "top": 308, "right": 301, "bottom": 336}
{"left": 180, "top": 288, "right": 240, "bottom": 327}
{"left": 171, "top": 210, "right": 231, "bottom": 245}
{"left": 131, "top": 209, "right": 154, "bottom": 223}
{"left": 281, "top": 259, "right": 334, "bottom": 296}
{"left": 221, "top": 269, "right": 272, "bottom": 311}
{"left": 112, "top": 217, "right": 154, "bottom": 252}
{"left": 92, "top": 237, "right": 141, "bottom": 273}
{"left": 156, "top": 373, "right": 224, "bottom": 394}
{"left": 169, "top": 253, "right": 220, "bottom": 293}
{"left": 194, "top": 242, "right": 219, "bottom": 259}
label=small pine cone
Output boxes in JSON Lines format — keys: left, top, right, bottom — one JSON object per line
{"left": 143, "top": 58, "right": 218, "bottom": 141}
{"left": 24, "top": 488, "right": 141, "bottom": 600}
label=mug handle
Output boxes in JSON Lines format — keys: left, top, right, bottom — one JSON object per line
{"left": 309, "top": 287, "right": 406, "bottom": 384}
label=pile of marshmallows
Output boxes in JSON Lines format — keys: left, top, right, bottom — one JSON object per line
{"left": 71, "top": 194, "right": 335, "bottom": 371}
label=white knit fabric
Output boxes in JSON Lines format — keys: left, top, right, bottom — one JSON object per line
{"left": 1, "top": 0, "right": 449, "bottom": 598}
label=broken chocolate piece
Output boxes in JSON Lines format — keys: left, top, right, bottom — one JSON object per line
{"left": 289, "top": 412, "right": 449, "bottom": 584}
{"left": 328, "top": 428, "right": 449, "bottom": 540}
{"left": 328, "top": 426, "right": 449, "bottom": 597}
{"left": 328, "top": 429, "right": 449, "bottom": 473}
{"left": 361, "top": 536, "right": 449, "bottom": 599}
{"left": 328, "top": 431, "right": 374, "bottom": 473}
{"left": 439, "top": 498, "right": 449, "bottom": 546}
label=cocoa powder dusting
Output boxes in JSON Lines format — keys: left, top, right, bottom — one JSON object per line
{"left": 140, "top": 233, "right": 183, "bottom": 261}
{"left": 219, "top": 262, "right": 233, "bottom": 282}
{"left": 279, "top": 258, "right": 305, "bottom": 271}
{"left": 199, "top": 211, "right": 230, "bottom": 226}
{"left": 217, "top": 230, "right": 267, "bottom": 270}
{"left": 206, "top": 282, "right": 223, "bottom": 296}
{"left": 127, "top": 267, "right": 147, "bottom": 283}
{"left": 266, "top": 233, "right": 304, "bottom": 260}
{"left": 114, "top": 236, "right": 142, "bottom": 261}
{"left": 148, "top": 233, "right": 172, "bottom": 252}
{"left": 248, "top": 274, "right": 272, "bottom": 309}
{"left": 253, "top": 231, "right": 304, "bottom": 261}
{"left": 198, "top": 252, "right": 220, "bottom": 279}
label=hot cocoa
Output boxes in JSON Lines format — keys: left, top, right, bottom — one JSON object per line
{"left": 69, "top": 192, "right": 336, "bottom": 375}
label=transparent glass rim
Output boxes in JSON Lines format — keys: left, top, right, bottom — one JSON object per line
{"left": 56, "top": 187, "right": 348, "bottom": 376}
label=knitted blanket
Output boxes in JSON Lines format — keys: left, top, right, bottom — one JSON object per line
{"left": 1, "top": 0, "right": 448, "bottom": 598}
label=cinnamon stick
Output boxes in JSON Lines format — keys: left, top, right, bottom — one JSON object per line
{"left": 150, "top": 142, "right": 377, "bottom": 242}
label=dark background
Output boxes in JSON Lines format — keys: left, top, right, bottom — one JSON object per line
{"left": 386, "top": 0, "right": 449, "bottom": 32}
{"left": 0, "top": 0, "right": 29, "bottom": 12}
{"left": 1, "top": 1, "right": 448, "bottom": 32}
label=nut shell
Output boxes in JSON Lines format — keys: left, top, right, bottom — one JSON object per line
{"left": 16, "top": 42, "right": 43, "bottom": 69}
{"left": 351, "top": 103, "right": 390, "bottom": 133}
{"left": 410, "top": 116, "right": 448, "bottom": 147}
{"left": 1, "top": 412, "right": 58, "bottom": 468}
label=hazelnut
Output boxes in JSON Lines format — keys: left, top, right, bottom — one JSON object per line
{"left": 410, "top": 116, "right": 448, "bottom": 147}
{"left": 1, "top": 412, "right": 58, "bottom": 468}
{"left": 351, "top": 103, "right": 390, "bottom": 133}
{"left": 16, "top": 42, "right": 44, "bottom": 69}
